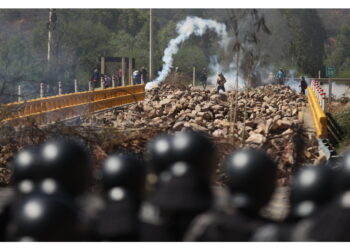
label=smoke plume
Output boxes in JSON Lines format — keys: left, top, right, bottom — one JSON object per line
{"left": 207, "top": 56, "right": 246, "bottom": 90}
{"left": 145, "top": 16, "right": 228, "bottom": 90}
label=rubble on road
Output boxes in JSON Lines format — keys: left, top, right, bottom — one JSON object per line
{"left": 82, "top": 82, "right": 321, "bottom": 186}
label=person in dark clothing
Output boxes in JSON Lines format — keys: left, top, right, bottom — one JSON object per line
{"left": 199, "top": 69, "right": 208, "bottom": 90}
{"left": 116, "top": 68, "right": 123, "bottom": 86}
{"left": 4, "top": 139, "right": 92, "bottom": 241}
{"left": 295, "top": 151, "right": 350, "bottom": 241}
{"left": 252, "top": 164, "right": 335, "bottom": 241}
{"left": 141, "top": 67, "right": 148, "bottom": 84}
{"left": 89, "top": 153, "right": 145, "bottom": 241}
{"left": 104, "top": 75, "right": 112, "bottom": 88}
{"left": 185, "top": 148, "right": 277, "bottom": 241}
{"left": 140, "top": 130, "right": 216, "bottom": 241}
{"left": 0, "top": 146, "right": 41, "bottom": 241}
{"left": 216, "top": 73, "right": 226, "bottom": 93}
{"left": 91, "top": 69, "right": 100, "bottom": 88}
{"left": 299, "top": 76, "right": 307, "bottom": 95}
{"left": 133, "top": 70, "right": 142, "bottom": 85}
{"left": 6, "top": 192, "right": 81, "bottom": 241}
{"left": 276, "top": 68, "right": 285, "bottom": 85}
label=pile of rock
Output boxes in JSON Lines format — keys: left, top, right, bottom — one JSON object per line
{"left": 83, "top": 83, "right": 321, "bottom": 185}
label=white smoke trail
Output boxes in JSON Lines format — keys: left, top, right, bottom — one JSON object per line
{"left": 145, "top": 16, "right": 228, "bottom": 90}
{"left": 284, "top": 69, "right": 299, "bottom": 92}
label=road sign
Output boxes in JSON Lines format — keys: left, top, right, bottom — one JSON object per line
{"left": 326, "top": 66, "right": 336, "bottom": 77}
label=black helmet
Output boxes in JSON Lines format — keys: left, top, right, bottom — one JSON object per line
{"left": 101, "top": 152, "right": 145, "bottom": 198}
{"left": 151, "top": 161, "right": 213, "bottom": 211}
{"left": 11, "top": 146, "right": 40, "bottom": 184}
{"left": 170, "top": 129, "right": 216, "bottom": 180}
{"left": 224, "top": 148, "right": 277, "bottom": 212}
{"left": 145, "top": 133, "right": 173, "bottom": 175}
{"left": 39, "top": 138, "right": 90, "bottom": 197}
{"left": 6, "top": 193, "right": 79, "bottom": 241}
{"left": 334, "top": 151, "right": 350, "bottom": 194}
{"left": 289, "top": 165, "right": 334, "bottom": 219}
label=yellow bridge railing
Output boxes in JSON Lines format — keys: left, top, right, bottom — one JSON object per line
{"left": 307, "top": 86, "right": 327, "bottom": 138}
{"left": 1, "top": 84, "right": 145, "bottom": 125}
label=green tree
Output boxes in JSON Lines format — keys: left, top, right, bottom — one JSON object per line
{"left": 173, "top": 45, "right": 207, "bottom": 76}
{"left": 0, "top": 35, "right": 42, "bottom": 103}
{"left": 283, "top": 9, "right": 326, "bottom": 76}
{"left": 325, "top": 25, "right": 350, "bottom": 77}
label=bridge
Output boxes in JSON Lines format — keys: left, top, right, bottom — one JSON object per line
{"left": 0, "top": 78, "right": 343, "bottom": 161}
{"left": 0, "top": 78, "right": 345, "bottom": 222}
{"left": 1, "top": 84, "right": 145, "bottom": 126}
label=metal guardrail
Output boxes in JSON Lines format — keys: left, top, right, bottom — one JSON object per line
{"left": 307, "top": 85, "right": 327, "bottom": 138}
{"left": 284, "top": 78, "right": 350, "bottom": 84}
{"left": 1, "top": 84, "right": 145, "bottom": 125}
{"left": 310, "top": 80, "right": 327, "bottom": 111}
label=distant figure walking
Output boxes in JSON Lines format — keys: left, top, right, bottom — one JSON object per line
{"left": 299, "top": 76, "right": 307, "bottom": 95}
{"left": 199, "top": 68, "right": 208, "bottom": 90}
{"left": 276, "top": 68, "right": 285, "bottom": 85}
{"left": 216, "top": 73, "right": 226, "bottom": 93}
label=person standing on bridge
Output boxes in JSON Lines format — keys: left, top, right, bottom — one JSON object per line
{"left": 276, "top": 68, "right": 285, "bottom": 85}
{"left": 216, "top": 73, "right": 226, "bottom": 93}
{"left": 91, "top": 69, "right": 100, "bottom": 89}
{"left": 141, "top": 67, "right": 148, "bottom": 84}
{"left": 299, "top": 76, "right": 307, "bottom": 95}
{"left": 133, "top": 70, "right": 142, "bottom": 84}
{"left": 115, "top": 68, "right": 123, "bottom": 86}
{"left": 199, "top": 68, "right": 208, "bottom": 90}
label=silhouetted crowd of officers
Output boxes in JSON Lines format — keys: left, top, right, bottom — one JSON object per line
{"left": 0, "top": 129, "right": 350, "bottom": 241}
{"left": 91, "top": 67, "right": 148, "bottom": 89}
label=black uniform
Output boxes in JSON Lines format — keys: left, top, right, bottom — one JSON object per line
{"left": 140, "top": 162, "right": 213, "bottom": 241}
{"left": 89, "top": 153, "right": 145, "bottom": 241}
{"left": 140, "top": 130, "right": 216, "bottom": 241}
{"left": 199, "top": 70, "right": 208, "bottom": 90}
{"left": 185, "top": 148, "right": 278, "bottom": 241}
{"left": 185, "top": 208, "right": 272, "bottom": 241}
{"left": 141, "top": 68, "right": 148, "bottom": 83}
{"left": 294, "top": 151, "right": 350, "bottom": 241}
{"left": 253, "top": 164, "right": 335, "bottom": 242}
{"left": 300, "top": 77, "right": 307, "bottom": 95}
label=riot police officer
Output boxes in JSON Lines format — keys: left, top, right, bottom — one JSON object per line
{"left": 0, "top": 146, "right": 42, "bottom": 240}
{"left": 140, "top": 129, "right": 216, "bottom": 241}
{"left": 6, "top": 191, "right": 81, "bottom": 241}
{"left": 253, "top": 164, "right": 335, "bottom": 241}
{"left": 4, "top": 139, "right": 92, "bottom": 241}
{"left": 185, "top": 148, "right": 277, "bottom": 241}
{"left": 297, "top": 151, "right": 350, "bottom": 241}
{"left": 90, "top": 152, "right": 146, "bottom": 241}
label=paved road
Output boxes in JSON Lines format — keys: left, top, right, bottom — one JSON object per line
{"left": 302, "top": 104, "right": 316, "bottom": 132}
{"left": 262, "top": 187, "right": 290, "bottom": 221}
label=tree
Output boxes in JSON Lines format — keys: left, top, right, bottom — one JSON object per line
{"left": 325, "top": 25, "right": 350, "bottom": 77}
{"left": 283, "top": 10, "right": 326, "bottom": 76}
{"left": 173, "top": 45, "right": 207, "bottom": 76}
{"left": 0, "top": 35, "right": 44, "bottom": 103}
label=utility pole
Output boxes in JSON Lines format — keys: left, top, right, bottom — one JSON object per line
{"left": 47, "top": 9, "right": 52, "bottom": 63}
{"left": 149, "top": 8, "right": 153, "bottom": 81}
{"left": 47, "top": 9, "right": 57, "bottom": 94}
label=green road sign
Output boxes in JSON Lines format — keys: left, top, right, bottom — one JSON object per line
{"left": 326, "top": 66, "right": 336, "bottom": 77}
